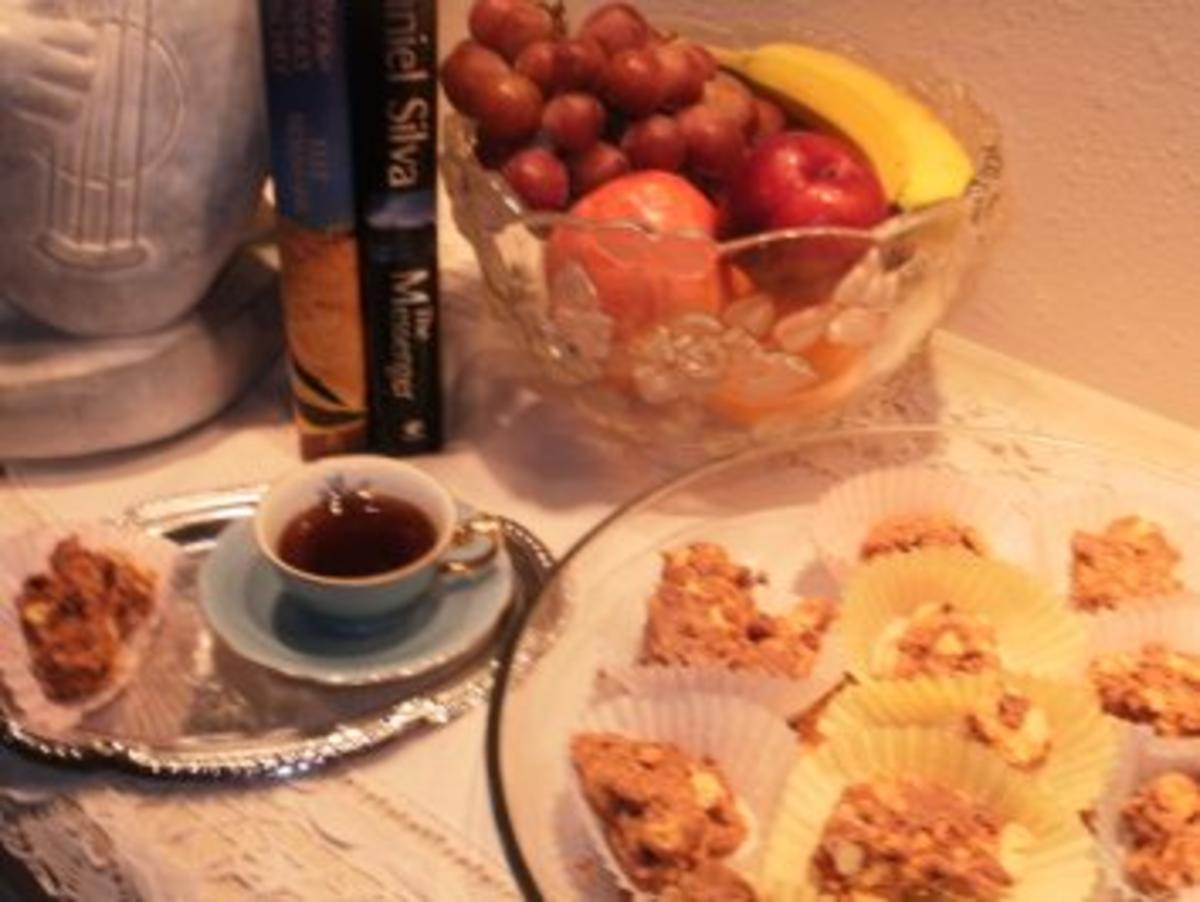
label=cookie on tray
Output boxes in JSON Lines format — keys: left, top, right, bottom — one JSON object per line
{"left": 762, "top": 728, "right": 1098, "bottom": 902}
{"left": 811, "top": 778, "right": 1023, "bottom": 900}
{"left": 1071, "top": 515, "right": 1184, "bottom": 612}
{"left": 641, "top": 542, "right": 837, "bottom": 680}
{"left": 840, "top": 549, "right": 1086, "bottom": 683}
{"left": 1089, "top": 643, "right": 1200, "bottom": 738}
{"left": 813, "top": 467, "right": 1035, "bottom": 581}
{"left": 570, "top": 733, "right": 754, "bottom": 897}
{"left": 1120, "top": 770, "right": 1200, "bottom": 898}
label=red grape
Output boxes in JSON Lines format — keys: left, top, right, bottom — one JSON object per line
{"left": 569, "top": 141, "right": 632, "bottom": 197}
{"left": 654, "top": 41, "right": 705, "bottom": 110}
{"left": 440, "top": 41, "right": 511, "bottom": 116}
{"left": 542, "top": 92, "right": 606, "bottom": 153}
{"left": 621, "top": 114, "right": 686, "bottom": 171}
{"left": 469, "top": 0, "right": 556, "bottom": 62}
{"left": 578, "top": 3, "right": 651, "bottom": 56}
{"left": 602, "top": 47, "right": 663, "bottom": 117}
{"left": 474, "top": 133, "right": 522, "bottom": 169}
{"left": 474, "top": 72, "right": 544, "bottom": 143}
{"left": 684, "top": 44, "right": 717, "bottom": 82}
{"left": 701, "top": 73, "right": 757, "bottom": 138}
{"left": 501, "top": 147, "right": 570, "bottom": 211}
{"left": 676, "top": 103, "right": 747, "bottom": 181}
{"left": 551, "top": 38, "right": 607, "bottom": 92}
{"left": 514, "top": 40, "right": 557, "bottom": 94}
{"left": 752, "top": 97, "right": 787, "bottom": 144}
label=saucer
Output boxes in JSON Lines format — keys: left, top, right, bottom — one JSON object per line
{"left": 198, "top": 519, "right": 515, "bottom": 686}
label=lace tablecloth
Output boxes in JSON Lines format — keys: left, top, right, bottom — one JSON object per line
{"left": 5, "top": 254, "right": 1200, "bottom": 899}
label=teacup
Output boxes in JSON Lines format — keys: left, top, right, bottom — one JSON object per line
{"left": 254, "top": 455, "right": 500, "bottom": 620}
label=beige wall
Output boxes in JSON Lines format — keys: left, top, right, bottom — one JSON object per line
{"left": 441, "top": 1, "right": 1200, "bottom": 426}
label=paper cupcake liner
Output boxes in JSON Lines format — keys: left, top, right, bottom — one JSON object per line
{"left": 0, "top": 522, "right": 185, "bottom": 736}
{"left": 600, "top": 631, "right": 848, "bottom": 726}
{"left": 569, "top": 688, "right": 798, "bottom": 899}
{"left": 812, "top": 465, "right": 1036, "bottom": 583}
{"left": 761, "top": 727, "right": 1099, "bottom": 902}
{"left": 1087, "top": 599, "right": 1200, "bottom": 759}
{"left": 1035, "top": 490, "right": 1200, "bottom": 610}
{"left": 841, "top": 549, "right": 1087, "bottom": 683}
{"left": 820, "top": 672, "right": 1120, "bottom": 810}
{"left": 1094, "top": 729, "right": 1200, "bottom": 902}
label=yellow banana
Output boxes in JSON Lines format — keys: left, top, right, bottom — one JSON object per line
{"left": 713, "top": 43, "right": 975, "bottom": 210}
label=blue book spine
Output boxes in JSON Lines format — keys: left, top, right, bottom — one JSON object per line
{"left": 349, "top": 0, "right": 442, "bottom": 455}
{"left": 258, "top": 0, "right": 357, "bottom": 230}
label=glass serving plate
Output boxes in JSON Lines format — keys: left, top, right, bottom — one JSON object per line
{"left": 485, "top": 426, "right": 1200, "bottom": 900}
{"left": 441, "top": 34, "right": 1002, "bottom": 461}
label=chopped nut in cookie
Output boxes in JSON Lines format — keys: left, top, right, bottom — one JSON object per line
{"left": 1089, "top": 644, "right": 1200, "bottom": 737}
{"left": 811, "top": 778, "right": 1024, "bottom": 901}
{"left": 871, "top": 602, "right": 1001, "bottom": 680}
{"left": 1121, "top": 770, "right": 1200, "bottom": 897}
{"left": 642, "top": 543, "right": 836, "bottom": 679}
{"left": 860, "top": 512, "right": 987, "bottom": 562}
{"left": 1071, "top": 516, "right": 1183, "bottom": 612}
{"left": 964, "top": 687, "right": 1052, "bottom": 770}
{"left": 570, "top": 732, "right": 751, "bottom": 896}
{"left": 16, "top": 537, "right": 158, "bottom": 702}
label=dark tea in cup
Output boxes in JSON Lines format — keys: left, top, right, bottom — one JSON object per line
{"left": 278, "top": 491, "right": 437, "bottom": 579}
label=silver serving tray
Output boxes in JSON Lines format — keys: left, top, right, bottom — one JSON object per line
{"left": 0, "top": 485, "right": 555, "bottom": 780}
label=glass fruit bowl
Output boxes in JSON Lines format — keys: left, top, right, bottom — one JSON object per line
{"left": 441, "top": 45, "right": 1002, "bottom": 461}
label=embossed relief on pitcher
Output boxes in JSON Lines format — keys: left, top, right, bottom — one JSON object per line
{"left": 0, "top": 0, "right": 268, "bottom": 336}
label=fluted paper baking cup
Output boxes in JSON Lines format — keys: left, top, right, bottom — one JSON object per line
{"left": 841, "top": 549, "right": 1087, "bottom": 682}
{"left": 820, "top": 672, "right": 1119, "bottom": 810}
{"left": 1094, "top": 729, "right": 1200, "bottom": 902}
{"left": 761, "top": 727, "right": 1099, "bottom": 902}
{"left": 601, "top": 632, "right": 847, "bottom": 724}
{"left": 813, "top": 465, "right": 1036, "bottom": 582}
{"left": 0, "top": 522, "right": 183, "bottom": 736}
{"left": 569, "top": 688, "right": 798, "bottom": 899}
{"left": 1035, "top": 491, "right": 1200, "bottom": 609}
{"left": 1087, "top": 598, "right": 1200, "bottom": 757}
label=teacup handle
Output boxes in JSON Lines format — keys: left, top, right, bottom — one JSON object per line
{"left": 438, "top": 513, "right": 503, "bottom": 579}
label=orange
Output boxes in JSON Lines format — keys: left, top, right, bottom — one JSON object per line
{"left": 706, "top": 338, "right": 867, "bottom": 426}
{"left": 546, "top": 172, "right": 724, "bottom": 343}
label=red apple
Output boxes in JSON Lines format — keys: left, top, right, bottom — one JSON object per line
{"left": 726, "top": 130, "right": 888, "bottom": 235}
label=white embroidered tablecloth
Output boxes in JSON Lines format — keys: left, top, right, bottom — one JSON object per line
{"left": 5, "top": 248, "right": 1200, "bottom": 900}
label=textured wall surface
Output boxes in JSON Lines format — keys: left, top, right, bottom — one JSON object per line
{"left": 441, "top": 1, "right": 1200, "bottom": 426}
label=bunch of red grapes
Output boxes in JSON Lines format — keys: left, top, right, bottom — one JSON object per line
{"left": 441, "top": 0, "right": 788, "bottom": 211}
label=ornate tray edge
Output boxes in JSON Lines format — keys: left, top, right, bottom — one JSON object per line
{"left": 0, "top": 488, "right": 556, "bottom": 781}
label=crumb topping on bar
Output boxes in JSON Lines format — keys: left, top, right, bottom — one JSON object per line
{"left": 860, "top": 512, "right": 987, "bottom": 562}
{"left": 1071, "top": 516, "right": 1183, "bottom": 612}
{"left": 570, "top": 732, "right": 751, "bottom": 896}
{"left": 811, "top": 778, "right": 1024, "bottom": 901}
{"left": 16, "top": 537, "right": 157, "bottom": 702}
{"left": 964, "top": 687, "right": 1052, "bottom": 770}
{"left": 642, "top": 543, "right": 836, "bottom": 679}
{"left": 1122, "top": 771, "right": 1200, "bottom": 897}
{"left": 1089, "top": 643, "right": 1200, "bottom": 737}
{"left": 871, "top": 602, "right": 1001, "bottom": 680}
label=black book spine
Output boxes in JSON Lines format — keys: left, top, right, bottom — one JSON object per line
{"left": 348, "top": 0, "right": 443, "bottom": 455}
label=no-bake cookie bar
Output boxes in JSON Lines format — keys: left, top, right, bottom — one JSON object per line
{"left": 15, "top": 537, "right": 157, "bottom": 702}
{"left": 642, "top": 543, "right": 836, "bottom": 679}
{"left": 1089, "top": 643, "right": 1200, "bottom": 737}
{"left": 860, "top": 512, "right": 987, "bottom": 562}
{"left": 570, "top": 732, "right": 754, "bottom": 898}
{"left": 871, "top": 602, "right": 1001, "bottom": 680}
{"left": 811, "top": 778, "right": 1024, "bottom": 901}
{"left": 1071, "top": 516, "right": 1183, "bottom": 612}
{"left": 1121, "top": 771, "right": 1200, "bottom": 897}
{"left": 964, "top": 686, "right": 1052, "bottom": 770}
